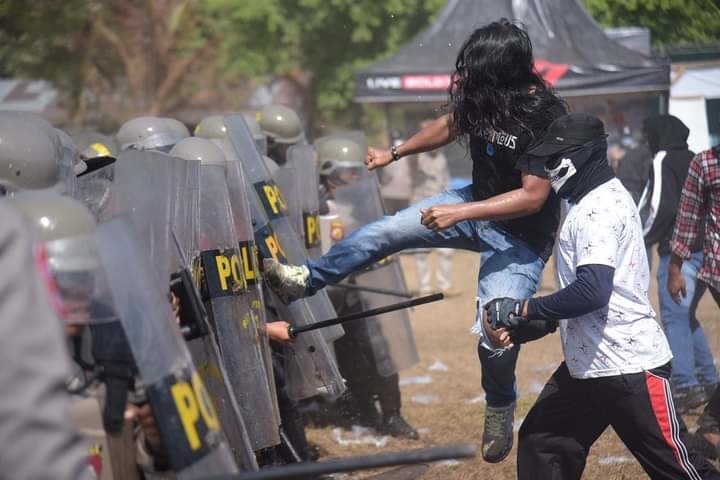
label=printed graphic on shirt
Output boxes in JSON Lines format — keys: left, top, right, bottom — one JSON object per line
{"left": 483, "top": 129, "right": 518, "bottom": 150}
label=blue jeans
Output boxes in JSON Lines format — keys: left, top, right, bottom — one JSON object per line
{"left": 657, "top": 252, "right": 718, "bottom": 389}
{"left": 307, "top": 186, "right": 546, "bottom": 407}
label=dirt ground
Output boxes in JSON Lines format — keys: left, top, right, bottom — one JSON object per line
{"left": 305, "top": 250, "right": 720, "bottom": 479}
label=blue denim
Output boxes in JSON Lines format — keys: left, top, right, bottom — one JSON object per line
{"left": 657, "top": 252, "right": 718, "bottom": 389}
{"left": 307, "top": 186, "right": 546, "bottom": 407}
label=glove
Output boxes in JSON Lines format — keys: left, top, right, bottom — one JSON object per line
{"left": 509, "top": 319, "right": 558, "bottom": 345}
{"left": 484, "top": 297, "right": 525, "bottom": 330}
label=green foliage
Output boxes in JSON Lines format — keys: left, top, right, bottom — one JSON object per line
{"left": 582, "top": 0, "right": 720, "bottom": 46}
{"left": 0, "top": 1, "right": 90, "bottom": 99}
{"left": 0, "top": 0, "right": 444, "bottom": 128}
{"left": 210, "top": 0, "right": 445, "bottom": 129}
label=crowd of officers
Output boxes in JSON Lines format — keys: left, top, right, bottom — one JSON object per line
{"left": 0, "top": 105, "right": 420, "bottom": 479}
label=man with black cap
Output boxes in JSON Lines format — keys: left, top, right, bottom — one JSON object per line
{"left": 485, "top": 113, "right": 719, "bottom": 479}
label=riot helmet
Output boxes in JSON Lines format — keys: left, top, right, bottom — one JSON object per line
{"left": 116, "top": 116, "right": 188, "bottom": 152}
{"left": 316, "top": 137, "right": 365, "bottom": 188}
{"left": 170, "top": 136, "right": 227, "bottom": 167}
{"left": 73, "top": 131, "right": 118, "bottom": 164}
{"left": 164, "top": 117, "right": 191, "bottom": 139}
{"left": 0, "top": 112, "right": 62, "bottom": 195}
{"left": 6, "top": 191, "right": 109, "bottom": 328}
{"left": 257, "top": 104, "right": 304, "bottom": 144}
{"left": 194, "top": 115, "right": 227, "bottom": 140}
{"left": 258, "top": 104, "right": 304, "bottom": 167}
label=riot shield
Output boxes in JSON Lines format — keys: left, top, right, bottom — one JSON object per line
{"left": 274, "top": 144, "right": 343, "bottom": 343}
{"left": 197, "top": 162, "right": 280, "bottom": 450}
{"left": 74, "top": 163, "right": 115, "bottom": 222}
{"left": 320, "top": 136, "right": 418, "bottom": 376}
{"left": 94, "top": 217, "right": 244, "bottom": 477}
{"left": 216, "top": 139, "right": 280, "bottom": 428}
{"left": 221, "top": 115, "right": 345, "bottom": 401}
{"left": 282, "top": 145, "right": 321, "bottom": 260}
{"left": 109, "top": 151, "right": 258, "bottom": 468}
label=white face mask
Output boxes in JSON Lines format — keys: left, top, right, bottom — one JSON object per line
{"left": 544, "top": 157, "right": 577, "bottom": 194}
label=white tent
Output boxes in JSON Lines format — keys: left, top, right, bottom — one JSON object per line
{"left": 670, "top": 66, "right": 720, "bottom": 153}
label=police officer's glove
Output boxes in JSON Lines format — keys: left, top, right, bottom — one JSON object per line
{"left": 509, "top": 319, "right": 558, "bottom": 345}
{"left": 485, "top": 297, "right": 525, "bottom": 330}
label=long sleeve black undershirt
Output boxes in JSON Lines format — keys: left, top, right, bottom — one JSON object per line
{"left": 527, "top": 264, "right": 615, "bottom": 321}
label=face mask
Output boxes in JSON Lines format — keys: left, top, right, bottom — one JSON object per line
{"left": 544, "top": 138, "right": 613, "bottom": 202}
{"left": 545, "top": 156, "right": 577, "bottom": 194}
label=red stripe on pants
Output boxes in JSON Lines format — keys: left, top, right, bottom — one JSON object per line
{"left": 645, "top": 372, "right": 682, "bottom": 467}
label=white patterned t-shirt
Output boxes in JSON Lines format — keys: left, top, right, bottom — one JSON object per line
{"left": 556, "top": 178, "right": 672, "bottom": 379}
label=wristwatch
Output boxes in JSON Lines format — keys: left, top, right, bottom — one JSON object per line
{"left": 390, "top": 144, "right": 401, "bottom": 162}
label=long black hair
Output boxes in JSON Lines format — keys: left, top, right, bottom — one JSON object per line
{"left": 449, "top": 19, "right": 564, "bottom": 139}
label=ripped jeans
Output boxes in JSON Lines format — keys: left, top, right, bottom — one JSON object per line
{"left": 307, "top": 186, "right": 546, "bottom": 407}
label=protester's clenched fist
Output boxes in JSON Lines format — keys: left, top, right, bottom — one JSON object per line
{"left": 420, "top": 205, "right": 463, "bottom": 231}
{"left": 365, "top": 147, "right": 393, "bottom": 171}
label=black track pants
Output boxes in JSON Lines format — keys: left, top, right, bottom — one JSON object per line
{"left": 518, "top": 362, "right": 719, "bottom": 480}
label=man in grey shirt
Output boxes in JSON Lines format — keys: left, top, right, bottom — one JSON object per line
{"left": 0, "top": 203, "right": 91, "bottom": 480}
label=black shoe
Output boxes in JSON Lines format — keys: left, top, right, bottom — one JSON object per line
{"left": 674, "top": 385, "right": 708, "bottom": 414}
{"left": 703, "top": 383, "right": 718, "bottom": 399}
{"left": 379, "top": 413, "right": 420, "bottom": 440}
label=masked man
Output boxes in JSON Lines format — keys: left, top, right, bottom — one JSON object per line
{"left": 484, "top": 113, "right": 718, "bottom": 480}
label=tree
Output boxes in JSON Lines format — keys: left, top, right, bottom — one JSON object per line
{"left": 0, "top": 0, "right": 224, "bottom": 126}
{"left": 582, "top": 0, "right": 720, "bottom": 47}
{"left": 209, "top": 0, "right": 445, "bottom": 132}
{"left": 0, "top": 0, "right": 445, "bottom": 130}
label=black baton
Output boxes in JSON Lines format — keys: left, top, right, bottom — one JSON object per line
{"left": 203, "top": 443, "right": 475, "bottom": 479}
{"left": 288, "top": 292, "right": 443, "bottom": 338}
{"left": 332, "top": 282, "right": 414, "bottom": 298}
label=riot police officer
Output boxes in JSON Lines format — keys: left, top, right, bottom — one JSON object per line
{"left": 257, "top": 104, "right": 305, "bottom": 168}
{"left": 316, "top": 136, "right": 420, "bottom": 440}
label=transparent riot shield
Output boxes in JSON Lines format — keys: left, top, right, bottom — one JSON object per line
{"left": 197, "top": 162, "right": 280, "bottom": 450}
{"left": 283, "top": 144, "right": 322, "bottom": 260}
{"left": 274, "top": 144, "right": 344, "bottom": 343}
{"left": 324, "top": 151, "right": 419, "bottom": 377}
{"left": 221, "top": 115, "right": 345, "bottom": 401}
{"left": 109, "top": 151, "right": 257, "bottom": 468}
{"left": 94, "top": 217, "right": 244, "bottom": 477}
{"left": 74, "top": 163, "right": 115, "bottom": 222}
{"left": 217, "top": 139, "right": 280, "bottom": 427}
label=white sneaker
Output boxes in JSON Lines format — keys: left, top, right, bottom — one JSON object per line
{"left": 263, "top": 258, "right": 310, "bottom": 304}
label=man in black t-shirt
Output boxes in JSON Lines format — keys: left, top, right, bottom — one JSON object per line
{"left": 264, "top": 19, "right": 566, "bottom": 463}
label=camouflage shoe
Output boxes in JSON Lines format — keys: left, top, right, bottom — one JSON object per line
{"left": 482, "top": 402, "right": 515, "bottom": 463}
{"left": 263, "top": 258, "right": 310, "bottom": 304}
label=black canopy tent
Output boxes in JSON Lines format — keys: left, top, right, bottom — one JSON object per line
{"left": 354, "top": 0, "right": 670, "bottom": 178}
{"left": 355, "top": 0, "right": 669, "bottom": 102}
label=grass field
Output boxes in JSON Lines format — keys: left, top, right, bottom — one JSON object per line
{"left": 305, "top": 250, "right": 720, "bottom": 479}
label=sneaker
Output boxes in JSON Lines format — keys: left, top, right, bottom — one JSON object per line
{"left": 482, "top": 402, "right": 515, "bottom": 463}
{"left": 674, "top": 385, "right": 708, "bottom": 414}
{"left": 379, "top": 412, "right": 420, "bottom": 440}
{"left": 263, "top": 258, "right": 310, "bottom": 304}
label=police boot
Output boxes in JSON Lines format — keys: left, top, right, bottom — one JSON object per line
{"left": 379, "top": 411, "right": 419, "bottom": 440}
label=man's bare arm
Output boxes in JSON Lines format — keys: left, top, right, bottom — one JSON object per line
{"left": 459, "top": 173, "right": 551, "bottom": 220}
{"left": 420, "top": 172, "right": 552, "bottom": 231}
{"left": 396, "top": 114, "right": 455, "bottom": 158}
{"left": 366, "top": 114, "right": 456, "bottom": 170}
